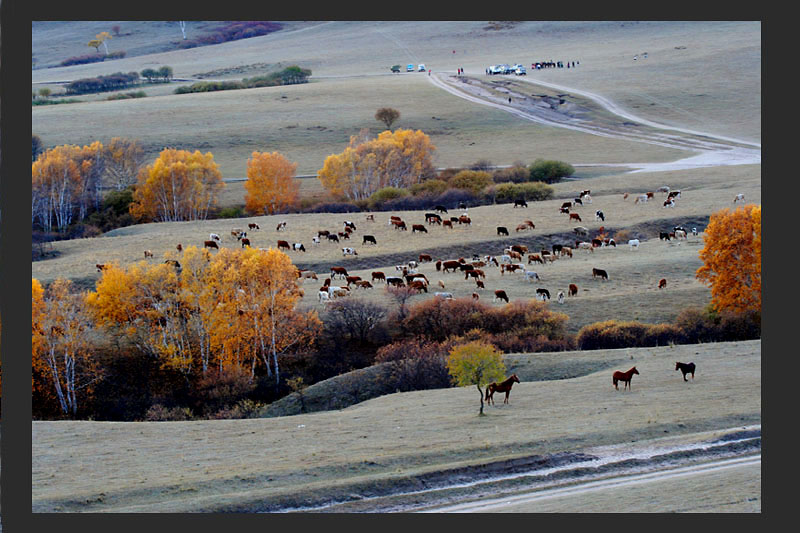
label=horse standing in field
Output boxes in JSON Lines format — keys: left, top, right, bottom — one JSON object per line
{"left": 485, "top": 374, "right": 521, "bottom": 405}
{"left": 612, "top": 367, "right": 639, "bottom": 391}
{"left": 675, "top": 362, "right": 696, "bottom": 381}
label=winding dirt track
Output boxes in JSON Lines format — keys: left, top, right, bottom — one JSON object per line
{"left": 427, "top": 73, "right": 761, "bottom": 173}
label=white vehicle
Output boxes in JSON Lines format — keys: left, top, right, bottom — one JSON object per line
{"left": 515, "top": 66, "right": 527, "bottom": 75}
{"left": 418, "top": 64, "right": 426, "bottom": 71}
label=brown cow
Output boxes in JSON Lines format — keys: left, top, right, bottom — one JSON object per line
{"left": 528, "top": 254, "right": 543, "bottom": 265}
{"left": 276, "top": 221, "right": 287, "bottom": 231}
{"left": 511, "top": 244, "right": 528, "bottom": 254}
{"left": 475, "top": 280, "right": 485, "bottom": 290}
{"left": 330, "top": 266, "right": 349, "bottom": 279}
{"left": 176, "top": 244, "right": 183, "bottom": 252}
{"left": 419, "top": 253, "right": 433, "bottom": 263}
{"left": 592, "top": 268, "right": 609, "bottom": 280}
{"left": 494, "top": 290, "right": 509, "bottom": 303}
{"left": 412, "top": 224, "right": 428, "bottom": 233}
{"left": 472, "top": 293, "right": 480, "bottom": 300}
{"left": 356, "top": 280, "right": 374, "bottom": 289}
{"left": 249, "top": 223, "right": 260, "bottom": 230}
{"left": 560, "top": 246, "right": 573, "bottom": 258}
{"left": 346, "top": 276, "right": 362, "bottom": 286}
{"left": 392, "top": 220, "right": 408, "bottom": 230}
{"left": 568, "top": 283, "right": 578, "bottom": 296}
{"left": 501, "top": 264, "right": 522, "bottom": 275}
{"left": 443, "top": 220, "right": 453, "bottom": 229}
{"left": 569, "top": 213, "right": 582, "bottom": 222}
{"left": 96, "top": 263, "right": 108, "bottom": 272}
{"left": 409, "top": 280, "right": 428, "bottom": 293}
{"left": 458, "top": 215, "right": 471, "bottom": 225}
{"left": 144, "top": 250, "right": 154, "bottom": 258}
{"left": 442, "top": 260, "right": 461, "bottom": 273}
{"left": 204, "top": 240, "right": 219, "bottom": 250}
{"left": 658, "top": 278, "right": 667, "bottom": 289}
{"left": 241, "top": 238, "right": 251, "bottom": 248}
{"left": 515, "top": 223, "right": 530, "bottom": 232}
{"left": 277, "top": 240, "right": 290, "bottom": 251}
{"left": 371, "top": 271, "right": 386, "bottom": 283}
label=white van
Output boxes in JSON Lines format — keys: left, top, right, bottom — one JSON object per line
{"left": 418, "top": 64, "right": 426, "bottom": 72}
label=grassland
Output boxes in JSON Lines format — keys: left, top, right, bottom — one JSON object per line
{"left": 29, "top": 20, "right": 761, "bottom": 514}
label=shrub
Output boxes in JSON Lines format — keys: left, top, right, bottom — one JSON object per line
{"left": 217, "top": 206, "right": 246, "bottom": 218}
{"left": 492, "top": 164, "right": 530, "bottom": 183}
{"left": 176, "top": 21, "right": 283, "bottom": 49}
{"left": 368, "top": 186, "right": 409, "bottom": 209}
{"left": 374, "top": 339, "right": 453, "bottom": 392}
{"left": 576, "top": 320, "right": 682, "bottom": 350}
{"left": 449, "top": 170, "right": 493, "bottom": 195}
{"left": 410, "top": 179, "right": 449, "bottom": 196}
{"left": 528, "top": 159, "right": 574, "bottom": 183}
{"left": 488, "top": 182, "right": 554, "bottom": 204}
{"left": 403, "top": 297, "right": 490, "bottom": 342}
{"left": 65, "top": 71, "right": 140, "bottom": 95}
{"left": 433, "top": 188, "right": 478, "bottom": 209}
{"left": 106, "top": 91, "right": 146, "bottom": 100}
{"left": 144, "top": 404, "right": 194, "bottom": 421}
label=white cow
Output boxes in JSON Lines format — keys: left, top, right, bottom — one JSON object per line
{"left": 342, "top": 247, "right": 358, "bottom": 256}
{"left": 628, "top": 239, "right": 640, "bottom": 249}
{"left": 524, "top": 270, "right": 540, "bottom": 282}
{"left": 318, "top": 290, "right": 330, "bottom": 303}
{"left": 734, "top": 193, "right": 745, "bottom": 203}
{"left": 557, "top": 291, "right": 565, "bottom": 304}
{"left": 210, "top": 233, "right": 221, "bottom": 242}
{"left": 635, "top": 194, "right": 648, "bottom": 204}
{"left": 434, "top": 292, "right": 454, "bottom": 300}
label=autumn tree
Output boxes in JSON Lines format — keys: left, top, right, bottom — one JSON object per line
{"left": 317, "top": 128, "right": 436, "bottom": 201}
{"left": 375, "top": 107, "right": 400, "bottom": 130}
{"left": 244, "top": 151, "right": 299, "bottom": 215}
{"left": 104, "top": 137, "right": 146, "bottom": 191}
{"left": 696, "top": 204, "right": 761, "bottom": 314}
{"left": 32, "top": 278, "right": 99, "bottom": 416}
{"left": 446, "top": 341, "right": 506, "bottom": 415}
{"left": 129, "top": 148, "right": 224, "bottom": 222}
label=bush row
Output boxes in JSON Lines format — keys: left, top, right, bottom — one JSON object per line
{"left": 173, "top": 66, "right": 311, "bottom": 94}
{"left": 176, "top": 21, "right": 283, "bottom": 49}
{"left": 58, "top": 50, "right": 126, "bottom": 67}
{"left": 65, "top": 71, "right": 140, "bottom": 95}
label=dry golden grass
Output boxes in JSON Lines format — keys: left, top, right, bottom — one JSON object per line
{"left": 31, "top": 339, "right": 761, "bottom": 512}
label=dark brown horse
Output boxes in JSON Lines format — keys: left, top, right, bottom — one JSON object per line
{"left": 612, "top": 366, "right": 639, "bottom": 390}
{"left": 675, "top": 361, "right": 696, "bottom": 381}
{"left": 485, "top": 374, "right": 520, "bottom": 405}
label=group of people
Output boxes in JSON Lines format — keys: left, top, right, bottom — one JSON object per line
{"left": 532, "top": 60, "right": 579, "bottom": 69}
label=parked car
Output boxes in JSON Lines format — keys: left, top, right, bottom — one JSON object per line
{"left": 515, "top": 66, "right": 527, "bottom": 75}
{"left": 418, "top": 64, "right": 426, "bottom": 72}
{"left": 407, "top": 64, "right": 415, "bottom": 72}
{"left": 391, "top": 65, "right": 401, "bottom": 73}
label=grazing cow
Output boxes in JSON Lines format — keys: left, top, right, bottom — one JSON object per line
{"left": 443, "top": 220, "right": 454, "bottom": 229}
{"left": 591, "top": 238, "right": 603, "bottom": 248}
{"left": 322, "top": 278, "right": 332, "bottom": 288}
{"left": 237, "top": 231, "right": 247, "bottom": 241}
{"left": 536, "top": 288, "right": 551, "bottom": 300}
{"left": 241, "top": 238, "right": 251, "bottom": 248}
{"left": 345, "top": 275, "right": 362, "bottom": 287}
{"left": 574, "top": 226, "right": 589, "bottom": 237}
{"left": 515, "top": 223, "right": 531, "bottom": 232}
{"left": 210, "top": 233, "right": 221, "bottom": 242}
{"left": 557, "top": 291, "right": 565, "bottom": 304}
{"left": 580, "top": 189, "right": 591, "bottom": 198}
{"left": 392, "top": 220, "right": 408, "bottom": 231}
{"left": 356, "top": 280, "right": 374, "bottom": 289}
{"left": 231, "top": 229, "right": 243, "bottom": 238}
{"left": 276, "top": 221, "right": 287, "bottom": 231}
{"left": 437, "top": 280, "right": 446, "bottom": 289}
{"left": 318, "top": 230, "right": 330, "bottom": 238}
{"left": 524, "top": 270, "right": 540, "bottom": 282}
{"left": 692, "top": 227, "right": 698, "bottom": 237}
{"left": 514, "top": 199, "right": 528, "bottom": 208}
{"left": 560, "top": 206, "right": 571, "bottom": 215}
{"left": 663, "top": 199, "right": 675, "bottom": 208}
{"left": 458, "top": 215, "right": 472, "bottom": 226}
{"left": 494, "top": 290, "right": 509, "bottom": 303}
{"left": 249, "top": 223, "right": 260, "bottom": 230}
{"left": 459, "top": 263, "right": 475, "bottom": 272}
{"left": 337, "top": 231, "right": 350, "bottom": 240}
{"left": 628, "top": 239, "right": 640, "bottom": 249}
{"left": 293, "top": 243, "right": 306, "bottom": 252}
{"left": 508, "top": 251, "right": 522, "bottom": 261}
{"left": 362, "top": 235, "right": 377, "bottom": 245}
{"left": 327, "top": 234, "right": 340, "bottom": 243}
{"left": 646, "top": 192, "right": 655, "bottom": 199}
{"left": 366, "top": 214, "right": 375, "bottom": 222}
{"left": 371, "top": 271, "right": 386, "bottom": 283}
{"left": 592, "top": 268, "right": 609, "bottom": 281}
{"left": 572, "top": 197, "right": 583, "bottom": 206}
{"left": 318, "top": 290, "right": 330, "bottom": 303}
{"left": 330, "top": 266, "right": 349, "bottom": 279}
{"left": 582, "top": 194, "right": 592, "bottom": 204}
{"left": 442, "top": 260, "right": 462, "bottom": 273}
{"left": 734, "top": 193, "right": 745, "bottom": 203}
{"left": 144, "top": 250, "right": 154, "bottom": 258}
{"left": 577, "top": 242, "right": 594, "bottom": 253}
{"left": 435, "top": 292, "right": 454, "bottom": 300}
{"left": 568, "top": 283, "right": 578, "bottom": 296}
{"left": 603, "top": 238, "right": 616, "bottom": 248}
{"left": 386, "top": 276, "right": 405, "bottom": 287}
{"left": 409, "top": 280, "right": 428, "bottom": 293}
{"left": 501, "top": 264, "right": 523, "bottom": 275}
{"left": 657, "top": 186, "right": 670, "bottom": 194}
{"left": 300, "top": 270, "right": 318, "bottom": 281}
{"left": 674, "top": 229, "right": 687, "bottom": 240}
{"left": 344, "top": 220, "right": 357, "bottom": 231}
{"left": 668, "top": 190, "right": 682, "bottom": 200}
{"left": 425, "top": 212, "right": 442, "bottom": 224}
{"left": 660, "top": 232, "right": 671, "bottom": 241}
{"left": 485, "top": 255, "right": 500, "bottom": 267}
{"left": 561, "top": 201, "right": 573, "bottom": 210}
{"left": 635, "top": 194, "right": 648, "bottom": 204}
{"left": 204, "top": 240, "right": 219, "bottom": 250}
{"left": 277, "top": 240, "right": 290, "bottom": 251}
{"left": 595, "top": 210, "right": 605, "bottom": 221}
{"left": 434, "top": 205, "right": 448, "bottom": 214}
{"left": 312, "top": 236, "right": 320, "bottom": 246}
{"left": 165, "top": 259, "right": 181, "bottom": 269}
{"left": 623, "top": 193, "right": 629, "bottom": 200}
{"left": 497, "top": 226, "right": 509, "bottom": 236}
{"left": 475, "top": 280, "right": 485, "bottom": 290}
{"left": 560, "top": 246, "right": 573, "bottom": 258}
{"left": 342, "top": 247, "right": 358, "bottom": 257}
{"left": 328, "top": 286, "right": 350, "bottom": 299}
{"left": 419, "top": 253, "right": 433, "bottom": 263}
{"left": 465, "top": 269, "right": 481, "bottom": 281}
{"left": 658, "top": 278, "right": 667, "bottom": 289}
{"left": 528, "top": 253, "right": 544, "bottom": 265}
{"left": 459, "top": 202, "right": 468, "bottom": 210}
{"left": 96, "top": 264, "right": 108, "bottom": 272}
{"left": 511, "top": 244, "right": 528, "bottom": 255}
{"left": 472, "top": 293, "right": 480, "bottom": 301}
{"left": 412, "top": 224, "right": 428, "bottom": 233}
{"left": 176, "top": 244, "right": 183, "bottom": 252}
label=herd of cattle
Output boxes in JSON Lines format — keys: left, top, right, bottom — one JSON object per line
{"left": 96, "top": 185, "right": 736, "bottom": 307}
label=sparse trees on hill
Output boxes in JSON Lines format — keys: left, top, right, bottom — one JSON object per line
{"left": 244, "top": 151, "right": 299, "bottom": 215}
{"left": 104, "top": 137, "right": 146, "bottom": 191}
{"left": 317, "top": 128, "right": 436, "bottom": 201}
{"left": 129, "top": 148, "right": 224, "bottom": 222}
{"left": 696, "top": 204, "right": 761, "bottom": 314}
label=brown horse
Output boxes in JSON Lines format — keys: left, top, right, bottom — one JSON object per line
{"left": 675, "top": 361, "right": 695, "bottom": 381}
{"left": 612, "top": 366, "right": 639, "bottom": 390}
{"left": 485, "top": 374, "right": 520, "bottom": 405}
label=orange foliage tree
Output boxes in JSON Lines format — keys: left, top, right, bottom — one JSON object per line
{"left": 696, "top": 204, "right": 761, "bottom": 314}
{"left": 103, "top": 137, "right": 146, "bottom": 191}
{"left": 317, "top": 128, "right": 436, "bottom": 200}
{"left": 244, "top": 151, "right": 299, "bottom": 215}
{"left": 32, "top": 278, "right": 99, "bottom": 416}
{"left": 129, "top": 148, "right": 224, "bottom": 222}
{"left": 85, "top": 246, "right": 321, "bottom": 382}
